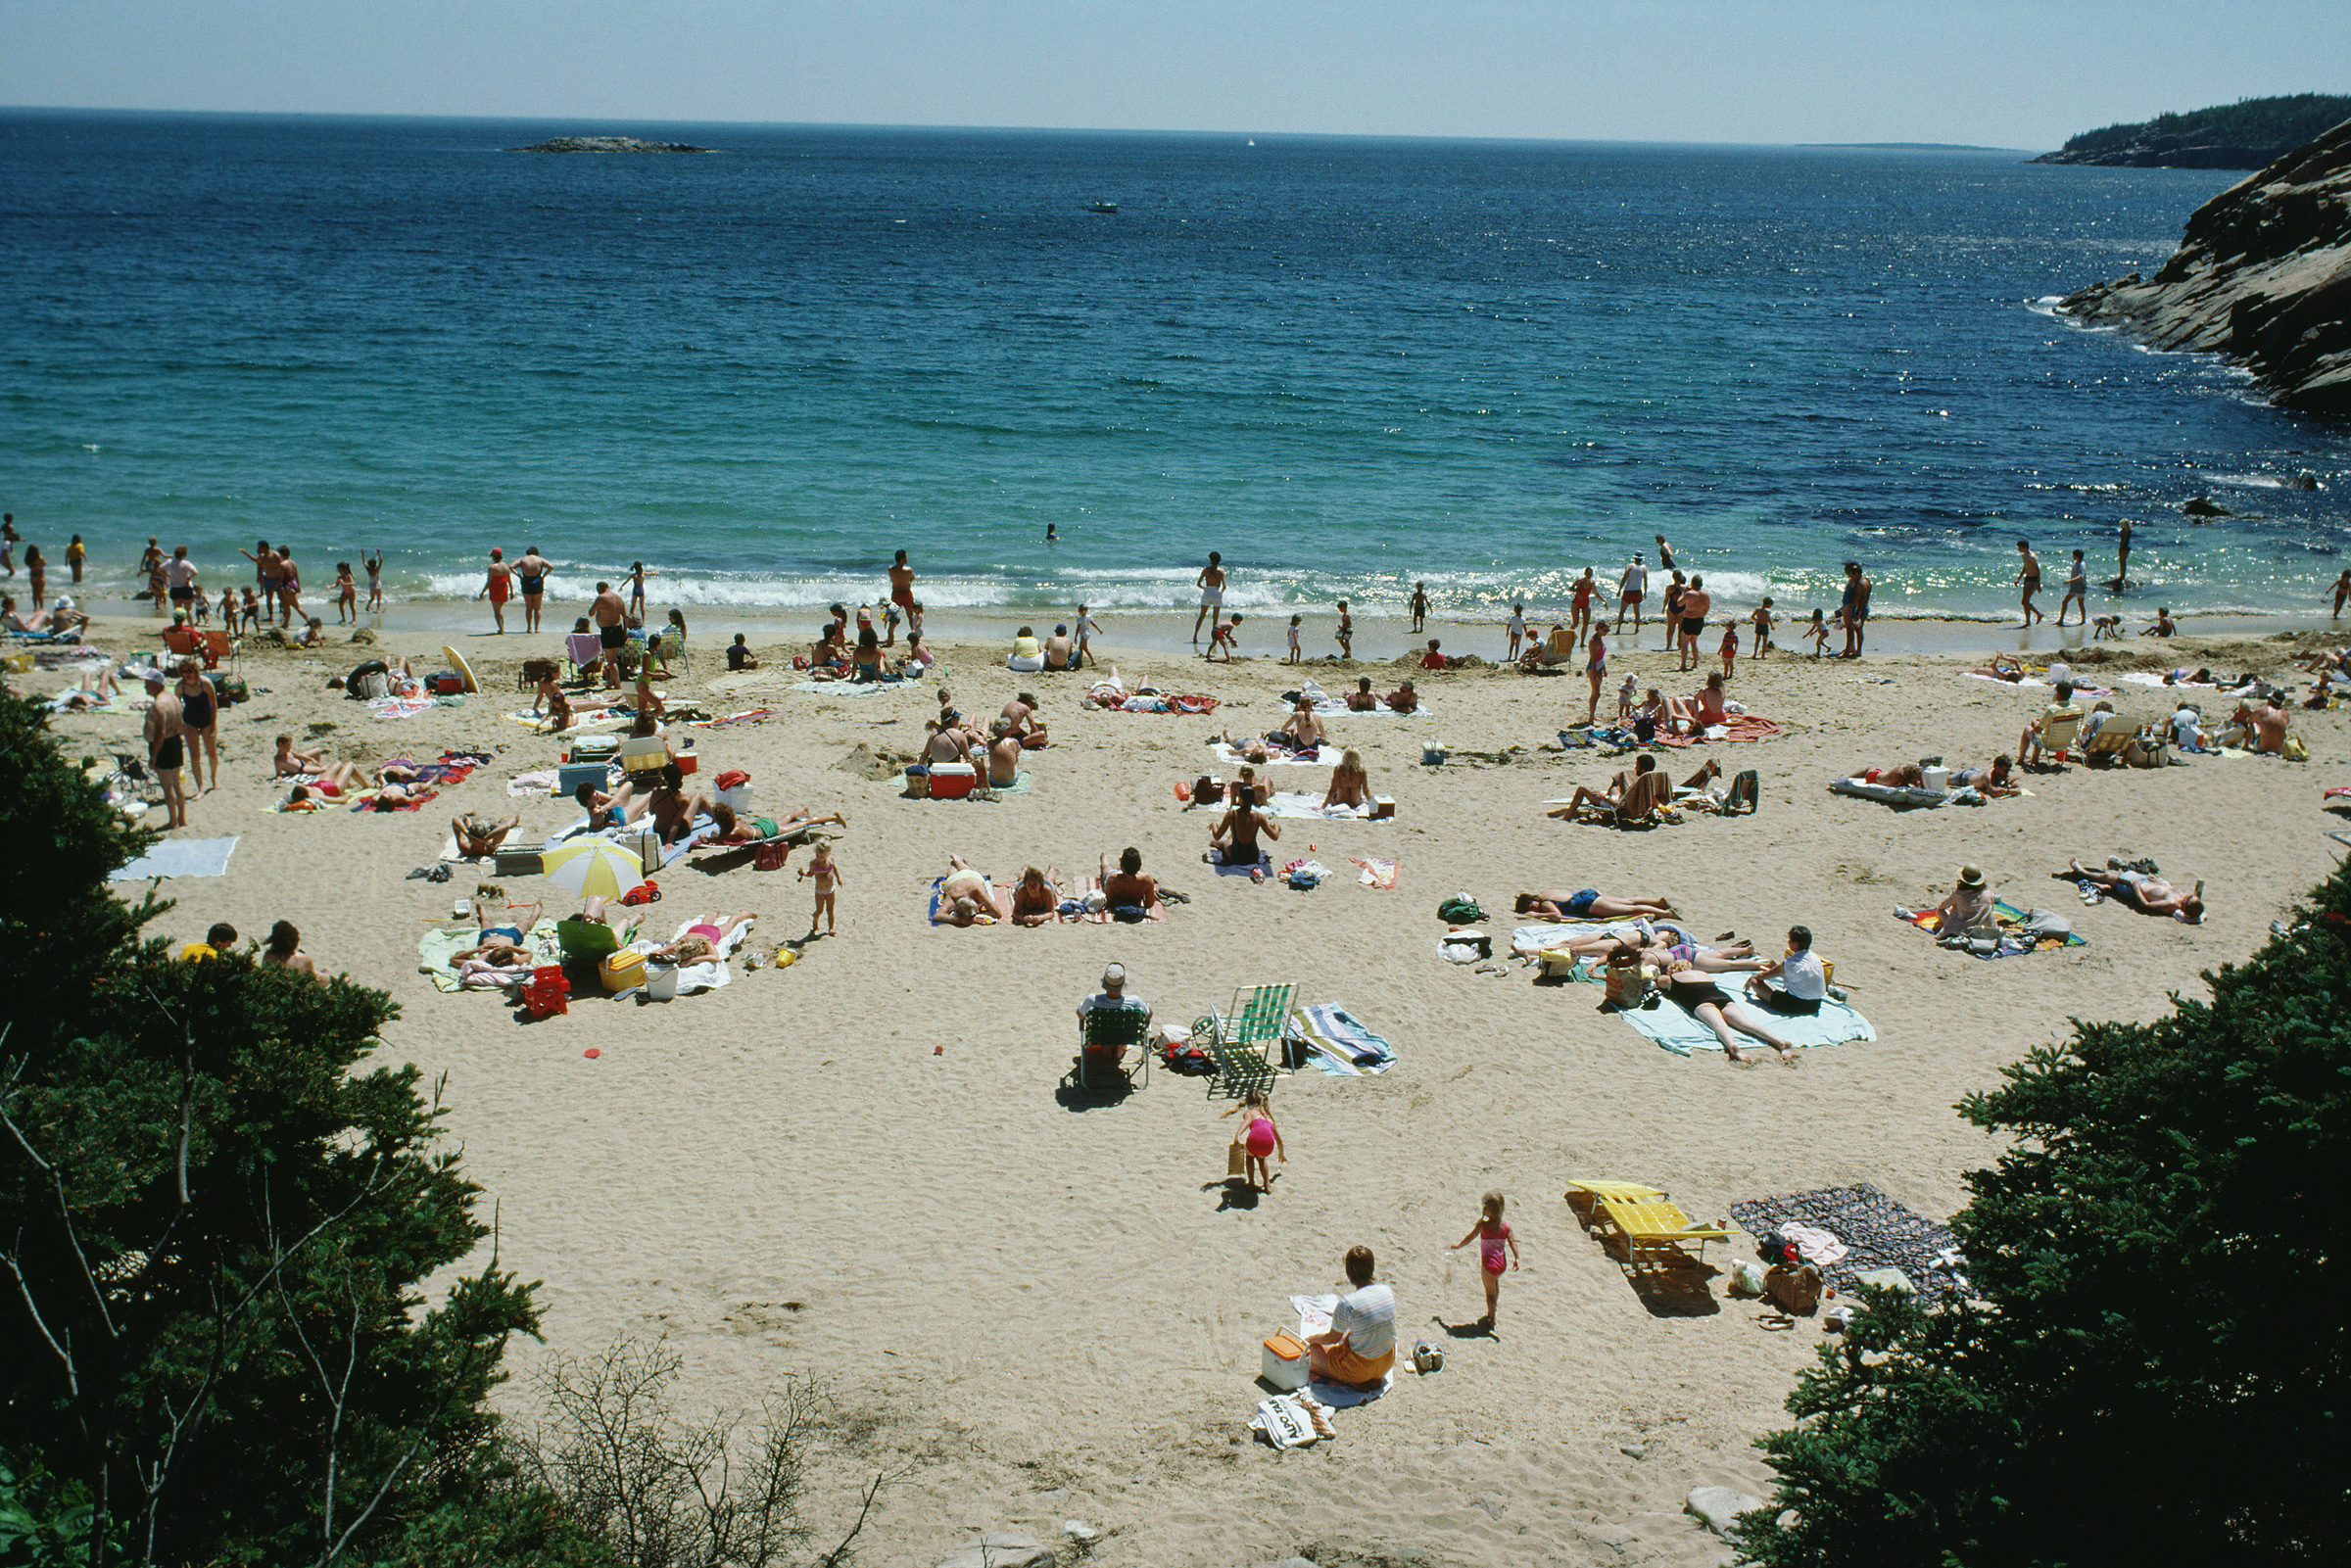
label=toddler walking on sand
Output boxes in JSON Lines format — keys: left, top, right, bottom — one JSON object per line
{"left": 1450, "top": 1190, "right": 1520, "bottom": 1329}
{"left": 1220, "top": 1087, "right": 1285, "bottom": 1193}
{"left": 799, "top": 842, "right": 840, "bottom": 935}
{"left": 1286, "top": 613, "right": 1303, "bottom": 664}
{"left": 1804, "top": 608, "right": 1831, "bottom": 658}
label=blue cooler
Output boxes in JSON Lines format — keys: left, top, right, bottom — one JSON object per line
{"left": 557, "top": 763, "right": 606, "bottom": 797}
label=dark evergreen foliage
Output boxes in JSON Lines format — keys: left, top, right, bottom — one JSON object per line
{"left": 0, "top": 693, "right": 603, "bottom": 1566}
{"left": 2061, "top": 92, "right": 2351, "bottom": 157}
{"left": 1742, "top": 857, "right": 2351, "bottom": 1566}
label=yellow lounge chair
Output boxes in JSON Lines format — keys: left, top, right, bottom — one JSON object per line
{"left": 2023, "top": 707, "right": 2084, "bottom": 767}
{"left": 1588, "top": 1194, "right": 1730, "bottom": 1269}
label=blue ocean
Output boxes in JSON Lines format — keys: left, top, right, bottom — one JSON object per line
{"left": 3, "top": 109, "right": 2345, "bottom": 632}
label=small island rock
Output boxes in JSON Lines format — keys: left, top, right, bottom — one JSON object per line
{"left": 510, "top": 136, "right": 711, "bottom": 154}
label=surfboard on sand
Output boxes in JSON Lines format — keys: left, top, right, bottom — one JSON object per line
{"left": 443, "top": 645, "right": 480, "bottom": 693}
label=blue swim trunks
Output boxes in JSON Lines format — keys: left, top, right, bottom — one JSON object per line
{"left": 1565, "top": 888, "right": 1599, "bottom": 917}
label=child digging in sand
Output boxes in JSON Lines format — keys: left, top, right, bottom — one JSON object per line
{"left": 1450, "top": 1189, "right": 1520, "bottom": 1329}
{"left": 799, "top": 842, "right": 840, "bottom": 935}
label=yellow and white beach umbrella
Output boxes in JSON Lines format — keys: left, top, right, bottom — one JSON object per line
{"left": 540, "top": 837, "right": 647, "bottom": 900}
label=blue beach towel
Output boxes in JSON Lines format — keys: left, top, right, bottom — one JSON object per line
{"left": 1616, "top": 994, "right": 1876, "bottom": 1058}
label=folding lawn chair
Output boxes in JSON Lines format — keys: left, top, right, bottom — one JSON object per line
{"left": 1073, "top": 1001, "right": 1152, "bottom": 1092}
{"left": 1202, "top": 980, "right": 1296, "bottom": 1098}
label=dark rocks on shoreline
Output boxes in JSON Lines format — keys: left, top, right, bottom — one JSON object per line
{"left": 2034, "top": 140, "right": 2295, "bottom": 170}
{"left": 2058, "top": 117, "right": 2351, "bottom": 418}
{"left": 509, "top": 136, "right": 712, "bottom": 154}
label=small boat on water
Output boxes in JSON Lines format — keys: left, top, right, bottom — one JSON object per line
{"left": 1089, "top": 202, "right": 1119, "bottom": 214}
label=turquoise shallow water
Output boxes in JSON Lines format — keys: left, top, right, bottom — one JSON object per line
{"left": 3, "top": 110, "right": 2346, "bottom": 633}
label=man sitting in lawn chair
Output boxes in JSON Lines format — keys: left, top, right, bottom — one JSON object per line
{"left": 1075, "top": 964, "right": 1152, "bottom": 1089}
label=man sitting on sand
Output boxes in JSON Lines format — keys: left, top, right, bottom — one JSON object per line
{"left": 1100, "top": 847, "right": 1159, "bottom": 920}
{"left": 986, "top": 718, "right": 1024, "bottom": 787}
{"left": 1307, "top": 1246, "right": 1397, "bottom": 1392}
{"left": 1210, "top": 794, "right": 1281, "bottom": 867}
{"left": 1746, "top": 926, "right": 1829, "bottom": 1015}
{"left": 1553, "top": 753, "right": 1672, "bottom": 823}
{"left": 2069, "top": 858, "right": 2204, "bottom": 923}
{"left": 1384, "top": 678, "right": 1420, "bottom": 713}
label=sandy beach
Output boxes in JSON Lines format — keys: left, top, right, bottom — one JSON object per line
{"left": 33, "top": 604, "right": 2349, "bottom": 1567}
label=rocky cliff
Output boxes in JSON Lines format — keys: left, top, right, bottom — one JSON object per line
{"left": 510, "top": 136, "right": 710, "bottom": 154}
{"left": 2060, "top": 118, "right": 2351, "bottom": 416}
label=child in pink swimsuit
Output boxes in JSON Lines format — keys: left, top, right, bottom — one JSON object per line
{"left": 1220, "top": 1088, "right": 1285, "bottom": 1194}
{"left": 1450, "top": 1190, "right": 1521, "bottom": 1329}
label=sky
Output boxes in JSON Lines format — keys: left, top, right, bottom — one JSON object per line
{"left": 4, "top": 0, "right": 2346, "bottom": 149}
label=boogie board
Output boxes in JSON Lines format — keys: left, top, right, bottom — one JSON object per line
{"left": 443, "top": 645, "right": 480, "bottom": 694}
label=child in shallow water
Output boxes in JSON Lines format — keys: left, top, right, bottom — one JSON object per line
{"left": 1450, "top": 1190, "right": 1520, "bottom": 1329}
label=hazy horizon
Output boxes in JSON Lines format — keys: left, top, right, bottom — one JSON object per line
{"left": 2, "top": 1, "right": 2344, "bottom": 152}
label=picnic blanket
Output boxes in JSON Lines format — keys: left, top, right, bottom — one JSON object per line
{"left": 1614, "top": 993, "right": 1876, "bottom": 1057}
{"left": 1728, "top": 1183, "right": 1966, "bottom": 1297}
{"left": 388, "top": 751, "right": 487, "bottom": 785}
{"left": 1291, "top": 1003, "right": 1397, "bottom": 1075}
{"left": 1896, "top": 900, "right": 2087, "bottom": 958}
{"left": 1211, "top": 741, "right": 1325, "bottom": 768}
{"left": 1268, "top": 790, "right": 1386, "bottom": 822}
{"left": 1347, "top": 855, "right": 1398, "bottom": 888}
{"left": 417, "top": 919, "right": 563, "bottom": 993}
{"left": 366, "top": 695, "right": 452, "bottom": 721}
{"left": 928, "top": 873, "right": 1008, "bottom": 925}
{"left": 109, "top": 836, "right": 239, "bottom": 881}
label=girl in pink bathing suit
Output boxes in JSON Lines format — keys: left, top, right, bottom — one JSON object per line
{"left": 1451, "top": 1190, "right": 1521, "bottom": 1330}
{"left": 1220, "top": 1088, "right": 1285, "bottom": 1193}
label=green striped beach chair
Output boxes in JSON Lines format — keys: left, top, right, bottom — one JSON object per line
{"left": 1203, "top": 981, "right": 1296, "bottom": 1099}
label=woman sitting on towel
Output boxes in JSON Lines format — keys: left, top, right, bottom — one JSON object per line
{"left": 1934, "top": 865, "right": 2000, "bottom": 937}
{"left": 645, "top": 764, "right": 712, "bottom": 846}
{"left": 1210, "top": 796, "right": 1280, "bottom": 867}
{"left": 1306, "top": 1246, "right": 1398, "bottom": 1392}
{"left": 1321, "top": 749, "right": 1370, "bottom": 811}
{"left": 1344, "top": 677, "right": 1380, "bottom": 712}
{"left": 1275, "top": 698, "right": 1326, "bottom": 751}
{"left": 1007, "top": 626, "right": 1047, "bottom": 674}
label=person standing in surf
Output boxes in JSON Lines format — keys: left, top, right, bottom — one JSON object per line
{"left": 888, "top": 549, "right": 916, "bottom": 643}
{"left": 2115, "top": 519, "right": 2134, "bottom": 589}
{"left": 477, "top": 547, "right": 513, "bottom": 634}
{"left": 2015, "top": 540, "right": 2045, "bottom": 627}
{"left": 2057, "top": 549, "right": 2088, "bottom": 626}
{"left": 1614, "top": 553, "right": 1648, "bottom": 636}
{"left": 517, "top": 545, "right": 552, "bottom": 633}
{"left": 1840, "top": 561, "right": 1871, "bottom": 658}
{"left": 1192, "top": 551, "right": 1226, "bottom": 644}
{"left": 591, "top": 580, "right": 629, "bottom": 689}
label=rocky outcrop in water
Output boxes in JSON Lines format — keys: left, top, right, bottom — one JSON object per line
{"left": 2059, "top": 118, "right": 2351, "bottom": 417}
{"left": 510, "top": 136, "right": 711, "bottom": 154}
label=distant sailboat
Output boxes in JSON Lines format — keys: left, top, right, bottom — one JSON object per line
{"left": 1089, "top": 201, "right": 1119, "bottom": 214}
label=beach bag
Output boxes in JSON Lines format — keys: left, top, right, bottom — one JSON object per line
{"left": 1437, "top": 895, "right": 1484, "bottom": 925}
{"left": 1728, "top": 1259, "right": 1768, "bottom": 1298}
{"left": 1412, "top": 1341, "right": 1445, "bottom": 1374}
{"left": 2015, "top": 909, "right": 2072, "bottom": 941}
{"left": 1765, "top": 1261, "right": 1824, "bottom": 1316}
{"left": 753, "top": 840, "right": 790, "bottom": 871}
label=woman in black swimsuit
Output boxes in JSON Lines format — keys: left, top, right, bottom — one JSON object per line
{"left": 1659, "top": 960, "right": 1797, "bottom": 1066}
{"left": 175, "top": 661, "right": 218, "bottom": 794}
{"left": 517, "top": 546, "right": 550, "bottom": 633}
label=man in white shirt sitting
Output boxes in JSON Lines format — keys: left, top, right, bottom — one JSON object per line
{"left": 1307, "top": 1246, "right": 1397, "bottom": 1391}
{"left": 1745, "top": 926, "right": 1828, "bottom": 1017}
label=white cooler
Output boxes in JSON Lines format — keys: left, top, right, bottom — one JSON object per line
{"left": 1922, "top": 766, "right": 1950, "bottom": 792}
{"left": 1261, "top": 1330, "right": 1309, "bottom": 1391}
{"left": 717, "top": 783, "right": 753, "bottom": 813}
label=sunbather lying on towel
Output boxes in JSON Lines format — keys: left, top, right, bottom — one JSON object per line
{"left": 646, "top": 911, "right": 753, "bottom": 963}
{"left": 1950, "top": 756, "right": 2019, "bottom": 796}
{"left": 1514, "top": 888, "right": 1679, "bottom": 922}
{"left": 2067, "top": 859, "right": 2204, "bottom": 923}
{"left": 1655, "top": 954, "right": 1798, "bottom": 1066}
{"left": 452, "top": 898, "right": 544, "bottom": 965}
{"left": 1009, "top": 865, "right": 1065, "bottom": 926}
{"left": 938, "top": 856, "right": 1000, "bottom": 926}
{"left": 453, "top": 813, "right": 522, "bottom": 858}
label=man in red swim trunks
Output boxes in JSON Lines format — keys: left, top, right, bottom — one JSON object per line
{"left": 478, "top": 547, "right": 513, "bottom": 634}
